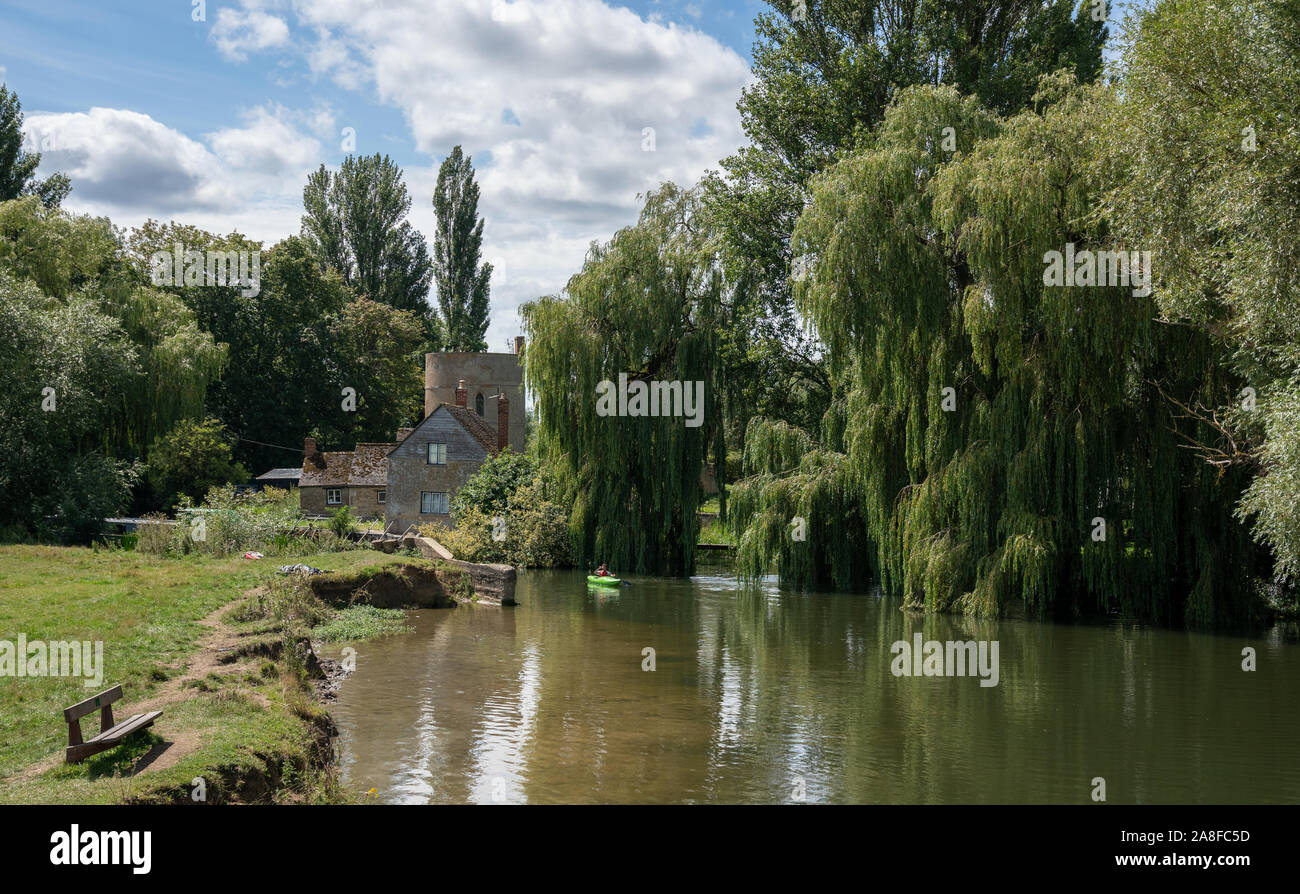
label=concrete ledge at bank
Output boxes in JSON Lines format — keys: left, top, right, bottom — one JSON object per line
{"left": 351, "top": 531, "right": 517, "bottom": 605}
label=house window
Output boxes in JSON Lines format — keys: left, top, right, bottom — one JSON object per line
{"left": 476, "top": 392, "right": 485, "bottom": 416}
{"left": 326, "top": 488, "right": 342, "bottom": 505}
{"left": 376, "top": 490, "right": 386, "bottom": 504}
{"left": 427, "top": 442, "right": 447, "bottom": 465}
{"left": 420, "top": 492, "right": 449, "bottom": 514}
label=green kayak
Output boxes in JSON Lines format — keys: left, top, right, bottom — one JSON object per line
{"left": 587, "top": 575, "right": 621, "bottom": 587}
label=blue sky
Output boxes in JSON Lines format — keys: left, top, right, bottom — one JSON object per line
{"left": 2, "top": 0, "right": 763, "bottom": 351}
{"left": 0, "top": 0, "right": 1130, "bottom": 352}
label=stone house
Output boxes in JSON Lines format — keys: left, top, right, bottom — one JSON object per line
{"left": 297, "top": 343, "right": 524, "bottom": 525}
{"left": 383, "top": 381, "right": 509, "bottom": 532}
{"left": 423, "top": 338, "right": 526, "bottom": 453}
{"left": 299, "top": 440, "right": 394, "bottom": 518}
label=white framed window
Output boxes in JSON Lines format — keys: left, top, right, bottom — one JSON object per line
{"left": 420, "top": 492, "right": 449, "bottom": 514}
{"left": 326, "top": 488, "right": 342, "bottom": 505}
{"left": 376, "top": 490, "right": 386, "bottom": 504}
{"left": 427, "top": 442, "right": 447, "bottom": 465}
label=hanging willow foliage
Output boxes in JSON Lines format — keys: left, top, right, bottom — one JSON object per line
{"left": 522, "top": 183, "right": 725, "bottom": 575}
{"left": 733, "top": 78, "right": 1264, "bottom": 626}
{"left": 727, "top": 415, "right": 873, "bottom": 592}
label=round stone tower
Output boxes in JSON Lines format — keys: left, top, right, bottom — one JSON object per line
{"left": 424, "top": 342, "right": 526, "bottom": 453}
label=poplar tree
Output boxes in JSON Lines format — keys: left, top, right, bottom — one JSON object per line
{"left": 432, "top": 146, "right": 492, "bottom": 353}
{"left": 300, "top": 154, "right": 434, "bottom": 316}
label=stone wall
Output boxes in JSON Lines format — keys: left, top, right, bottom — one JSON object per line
{"left": 385, "top": 407, "right": 490, "bottom": 532}
{"left": 300, "top": 485, "right": 384, "bottom": 519}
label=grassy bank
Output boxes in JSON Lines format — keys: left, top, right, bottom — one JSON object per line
{"left": 0, "top": 544, "right": 422, "bottom": 804}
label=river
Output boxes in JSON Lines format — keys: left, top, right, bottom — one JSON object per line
{"left": 318, "top": 566, "right": 1300, "bottom": 804}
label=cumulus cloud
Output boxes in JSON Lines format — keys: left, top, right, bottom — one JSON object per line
{"left": 207, "top": 105, "right": 322, "bottom": 177}
{"left": 27, "top": 105, "right": 318, "bottom": 239}
{"left": 211, "top": 8, "right": 291, "bottom": 62}
{"left": 33, "top": 0, "right": 753, "bottom": 351}
{"left": 288, "top": 0, "right": 752, "bottom": 345}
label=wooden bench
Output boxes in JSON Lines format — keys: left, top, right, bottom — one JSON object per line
{"left": 64, "top": 685, "right": 162, "bottom": 763}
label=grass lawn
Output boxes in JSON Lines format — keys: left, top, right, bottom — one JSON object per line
{"left": 0, "top": 544, "right": 415, "bottom": 804}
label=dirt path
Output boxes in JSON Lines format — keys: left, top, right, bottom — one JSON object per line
{"left": 9, "top": 593, "right": 267, "bottom": 782}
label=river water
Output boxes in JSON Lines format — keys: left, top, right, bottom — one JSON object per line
{"left": 318, "top": 566, "right": 1300, "bottom": 804}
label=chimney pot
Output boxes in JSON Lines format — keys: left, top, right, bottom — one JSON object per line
{"left": 455, "top": 380, "right": 467, "bottom": 409}
{"left": 514, "top": 336, "right": 525, "bottom": 355}
{"left": 496, "top": 393, "right": 510, "bottom": 453}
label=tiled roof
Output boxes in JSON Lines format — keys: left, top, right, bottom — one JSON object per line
{"left": 300, "top": 443, "right": 396, "bottom": 487}
{"left": 256, "top": 467, "right": 301, "bottom": 481}
{"left": 388, "top": 404, "right": 500, "bottom": 457}
{"left": 350, "top": 443, "right": 394, "bottom": 486}
{"left": 443, "top": 405, "right": 500, "bottom": 455}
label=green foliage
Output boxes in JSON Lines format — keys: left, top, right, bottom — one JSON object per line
{"left": 327, "top": 504, "right": 356, "bottom": 538}
{"left": 127, "top": 224, "right": 421, "bottom": 475}
{"left": 450, "top": 448, "right": 537, "bottom": 518}
{"left": 432, "top": 145, "right": 492, "bottom": 352}
{"left": 300, "top": 153, "right": 434, "bottom": 317}
{"left": 523, "top": 183, "right": 725, "bottom": 575}
{"left": 731, "top": 76, "right": 1263, "bottom": 626}
{"left": 313, "top": 604, "right": 412, "bottom": 642}
{"left": 328, "top": 297, "right": 426, "bottom": 448}
{"left": 0, "top": 83, "right": 69, "bottom": 207}
{"left": 429, "top": 459, "right": 572, "bottom": 568}
{"left": 1103, "top": 0, "right": 1300, "bottom": 584}
{"left": 704, "top": 0, "right": 1107, "bottom": 446}
{"left": 148, "top": 418, "right": 248, "bottom": 510}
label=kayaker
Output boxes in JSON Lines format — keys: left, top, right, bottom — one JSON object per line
{"left": 596, "top": 563, "right": 610, "bottom": 577}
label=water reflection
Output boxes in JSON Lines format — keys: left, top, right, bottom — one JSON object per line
{"left": 320, "top": 567, "right": 1300, "bottom": 804}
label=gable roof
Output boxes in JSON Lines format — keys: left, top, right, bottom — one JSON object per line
{"left": 256, "top": 467, "right": 301, "bottom": 482}
{"left": 300, "top": 442, "right": 396, "bottom": 487}
{"left": 388, "top": 403, "right": 499, "bottom": 457}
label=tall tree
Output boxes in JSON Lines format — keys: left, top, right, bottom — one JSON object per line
{"left": 731, "top": 77, "right": 1264, "bottom": 627}
{"left": 524, "top": 184, "right": 725, "bottom": 575}
{"left": 432, "top": 145, "right": 492, "bottom": 352}
{"left": 300, "top": 154, "right": 435, "bottom": 318}
{"left": 1104, "top": 0, "right": 1300, "bottom": 593}
{"left": 706, "top": 0, "right": 1107, "bottom": 442}
{"left": 0, "top": 84, "right": 70, "bottom": 207}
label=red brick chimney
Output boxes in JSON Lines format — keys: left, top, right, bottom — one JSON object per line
{"left": 496, "top": 393, "right": 510, "bottom": 453}
{"left": 303, "top": 437, "right": 317, "bottom": 458}
{"left": 514, "top": 335, "right": 525, "bottom": 354}
{"left": 455, "top": 379, "right": 467, "bottom": 409}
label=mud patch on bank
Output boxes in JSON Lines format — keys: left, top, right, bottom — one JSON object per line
{"left": 306, "top": 560, "right": 481, "bottom": 608}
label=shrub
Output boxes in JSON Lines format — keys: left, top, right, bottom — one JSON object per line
{"left": 327, "top": 504, "right": 356, "bottom": 538}
{"left": 136, "top": 513, "right": 172, "bottom": 554}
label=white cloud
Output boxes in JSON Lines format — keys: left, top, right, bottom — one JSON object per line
{"left": 287, "top": 0, "right": 752, "bottom": 348}
{"left": 28, "top": 105, "right": 316, "bottom": 241}
{"left": 207, "top": 105, "right": 322, "bottom": 177}
{"left": 211, "top": 8, "right": 291, "bottom": 61}
{"left": 31, "top": 0, "right": 753, "bottom": 354}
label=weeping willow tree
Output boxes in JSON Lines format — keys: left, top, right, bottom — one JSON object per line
{"left": 732, "top": 78, "right": 1263, "bottom": 625}
{"left": 1103, "top": 0, "right": 1300, "bottom": 595}
{"left": 0, "top": 198, "right": 225, "bottom": 458}
{"left": 523, "top": 184, "right": 725, "bottom": 575}
{"left": 728, "top": 414, "right": 873, "bottom": 591}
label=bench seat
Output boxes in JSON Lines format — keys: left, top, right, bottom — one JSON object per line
{"left": 66, "top": 711, "right": 161, "bottom": 763}
{"left": 64, "top": 686, "right": 163, "bottom": 763}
